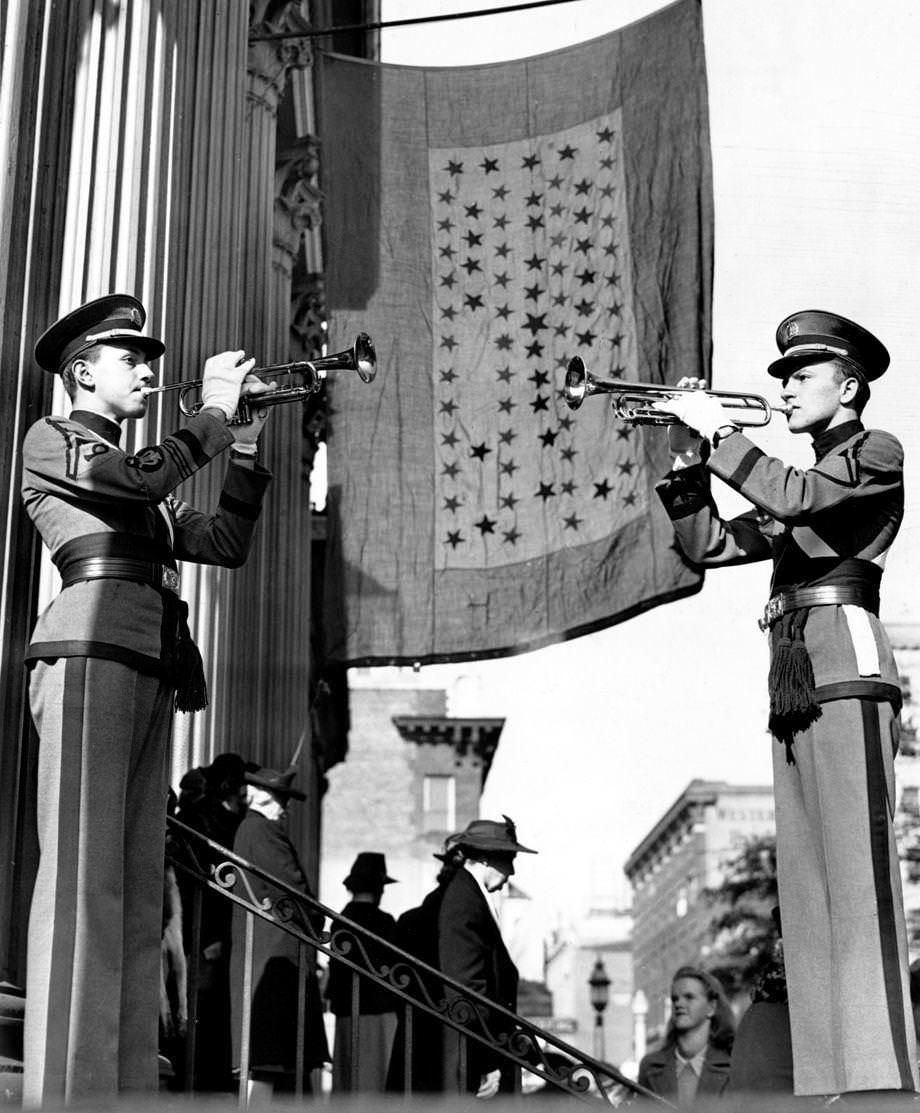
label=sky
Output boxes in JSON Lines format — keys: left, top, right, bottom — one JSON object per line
{"left": 356, "top": 0, "right": 920, "bottom": 925}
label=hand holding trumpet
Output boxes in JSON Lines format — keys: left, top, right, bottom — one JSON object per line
{"left": 200, "top": 350, "right": 275, "bottom": 422}
{"left": 652, "top": 377, "right": 736, "bottom": 445}
{"left": 229, "top": 379, "right": 274, "bottom": 448}
{"left": 142, "top": 333, "right": 376, "bottom": 425}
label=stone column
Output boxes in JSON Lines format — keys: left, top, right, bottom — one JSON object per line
{"left": 216, "top": 1, "right": 319, "bottom": 796}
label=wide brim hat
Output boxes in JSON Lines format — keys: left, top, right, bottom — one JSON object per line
{"left": 244, "top": 765, "right": 306, "bottom": 802}
{"left": 767, "top": 309, "right": 889, "bottom": 382}
{"left": 343, "top": 851, "right": 397, "bottom": 889}
{"left": 451, "top": 815, "right": 537, "bottom": 856}
{"left": 34, "top": 293, "right": 166, "bottom": 373}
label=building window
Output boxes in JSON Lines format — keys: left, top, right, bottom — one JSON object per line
{"left": 902, "top": 785, "right": 920, "bottom": 816}
{"left": 423, "top": 774, "right": 456, "bottom": 832}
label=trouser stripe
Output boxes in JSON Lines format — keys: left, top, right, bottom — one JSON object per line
{"left": 862, "top": 698, "right": 914, "bottom": 1090}
{"left": 45, "top": 657, "right": 87, "bottom": 1095}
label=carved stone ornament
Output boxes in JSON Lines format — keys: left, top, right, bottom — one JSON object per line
{"left": 275, "top": 138, "right": 323, "bottom": 236}
{"left": 248, "top": 0, "right": 313, "bottom": 110}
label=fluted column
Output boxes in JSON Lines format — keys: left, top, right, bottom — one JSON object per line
{"left": 0, "top": 0, "right": 81, "bottom": 990}
{"left": 162, "top": 0, "right": 251, "bottom": 773}
{"left": 215, "top": 0, "right": 316, "bottom": 773}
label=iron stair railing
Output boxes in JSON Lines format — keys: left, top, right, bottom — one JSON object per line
{"left": 166, "top": 817, "right": 669, "bottom": 1106}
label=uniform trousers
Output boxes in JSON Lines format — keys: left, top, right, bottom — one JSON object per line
{"left": 773, "top": 696, "right": 919, "bottom": 1096}
{"left": 24, "top": 657, "right": 173, "bottom": 1107}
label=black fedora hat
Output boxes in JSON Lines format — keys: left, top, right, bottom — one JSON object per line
{"left": 451, "top": 815, "right": 537, "bottom": 856}
{"left": 767, "top": 309, "right": 889, "bottom": 382}
{"left": 34, "top": 293, "right": 165, "bottom": 373}
{"left": 244, "top": 765, "right": 306, "bottom": 802}
{"left": 343, "top": 852, "right": 397, "bottom": 889}
{"left": 204, "top": 752, "right": 258, "bottom": 791}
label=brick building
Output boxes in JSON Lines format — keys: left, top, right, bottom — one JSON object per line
{"left": 623, "top": 780, "right": 775, "bottom": 1041}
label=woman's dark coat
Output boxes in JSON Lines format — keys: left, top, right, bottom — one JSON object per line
{"left": 437, "top": 867, "right": 519, "bottom": 1094}
{"left": 229, "top": 812, "right": 328, "bottom": 1083}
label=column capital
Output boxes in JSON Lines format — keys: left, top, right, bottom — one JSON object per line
{"left": 248, "top": 1, "right": 313, "bottom": 113}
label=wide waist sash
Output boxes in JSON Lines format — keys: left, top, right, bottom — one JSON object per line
{"left": 759, "top": 584, "right": 879, "bottom": 632}
{"left": 51, "top": 533, "right": 205, "bottom": 712}
{"left": 60, "top": 556, "right": 181, "bottom": 596}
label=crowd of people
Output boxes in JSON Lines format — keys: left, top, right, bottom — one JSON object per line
{"left": 165, "top": 753, "right": 539, "bottom": 1100}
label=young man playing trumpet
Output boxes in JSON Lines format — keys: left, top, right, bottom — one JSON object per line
{"left": 654, "top": 310, "right": 917, "bottom": 1099}
{"left": 21, "top": 293, "right": 274, "bottom": 1106}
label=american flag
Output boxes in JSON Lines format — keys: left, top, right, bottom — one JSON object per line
{"left": 320, "top": 0, "right": 711, "bottom": 664}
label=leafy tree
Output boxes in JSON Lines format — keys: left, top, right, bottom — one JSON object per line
{"left": 702, "top": 834, "right": 779, "bottom": 999}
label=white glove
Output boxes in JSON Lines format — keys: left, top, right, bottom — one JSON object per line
{"left": 200, "top": 350, "right": 256, "bottom": 421}
{"left": 476, "top": 1069, "right": 501, "bottom": 1099}
{"left": 230, "top": 374, "right": 277, "bottom": 447}
{"left": 652, "top": 389, "right": 733, "bottom": 442}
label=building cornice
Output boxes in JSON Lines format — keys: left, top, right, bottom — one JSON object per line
{"left": 392, "top": 715, "right": 504, "bottom": 782}
{"left": 623, "top": 779, "right": 772, "bottom": 879}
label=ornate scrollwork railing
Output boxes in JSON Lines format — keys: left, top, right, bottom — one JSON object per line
{"left": 167, "top": 817, "right": 670, "bottom": 1106}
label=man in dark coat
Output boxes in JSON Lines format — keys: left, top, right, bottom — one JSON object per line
{"left": 326, "top": 852, "right": 399, "bottom": 1092}
{"left": 437, "top": 816, "right": 537, "bottom": 1097}
{"left": 230, "top": 766, "right": 328, "bottom": 1097}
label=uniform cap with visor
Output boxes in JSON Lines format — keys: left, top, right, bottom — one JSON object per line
{"left": 34, "top": 293, "right": 165, "bottom": 374}
{"left": 767, "top": 309, "right": 889, "bottom": 383}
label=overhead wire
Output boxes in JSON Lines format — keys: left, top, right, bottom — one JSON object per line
{"left": 249, "top": 0, "right": 588, "bottom": 43}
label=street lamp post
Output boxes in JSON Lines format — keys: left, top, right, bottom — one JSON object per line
{"left": 588, "top": 956, "right": 611, "bottom": 1062}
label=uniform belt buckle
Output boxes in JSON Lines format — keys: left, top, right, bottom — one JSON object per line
{"left": 758, "top": 595, "right": 784, "bottom": 632}
{"left": 161, "top": 567, "right": 180, "bottom": 594}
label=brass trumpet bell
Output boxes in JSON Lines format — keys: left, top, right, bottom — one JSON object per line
{"left": 563, "top": 355, "right": 782, "bottom": 427}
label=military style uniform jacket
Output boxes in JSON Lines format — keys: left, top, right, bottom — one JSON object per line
{"left": 21, "top": 408, "right": 271, "bottom": 680}
{"left": 656, "top": 420, "right": 904, "bottom": 707}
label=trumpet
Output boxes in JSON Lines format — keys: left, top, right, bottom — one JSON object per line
{"left": 563, "top": 356, "right": 787, "bottom": 427}
{"left": 143, "top": 333, "right": 376, "bottom": 424}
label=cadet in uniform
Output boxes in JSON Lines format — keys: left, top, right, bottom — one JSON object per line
{"left": 654, "top": 311, "right": 917, "bottom": 1097}
{"left": 21, "top": 294, "right": 273, "bottom": 1106}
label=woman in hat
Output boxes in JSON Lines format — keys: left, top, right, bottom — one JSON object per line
{"left": 326, "top": 852, "right": 399, "bottom": 1093}
{"left": 385, "top": 835, "right": 465, "bottom": 1094}
{"left": 437, "top": 815, "right": 537, "bottom": 1097}
{"left": 229, "top": 766, "right": 328, "bottom": 1098}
